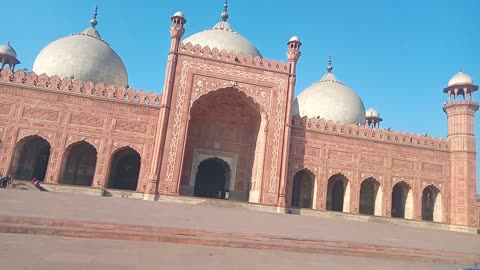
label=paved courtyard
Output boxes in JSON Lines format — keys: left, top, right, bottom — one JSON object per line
{"left": 0, "top": 189, "right": 479, "bottom": 269}
{"left": 0, "top": 233, "right": 464, "bottom": 270}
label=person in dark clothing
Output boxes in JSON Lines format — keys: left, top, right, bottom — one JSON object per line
{"left": 0, "top": 175, "right": 7, "bottom": 188}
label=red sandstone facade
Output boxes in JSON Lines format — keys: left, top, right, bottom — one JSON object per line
{"left": 0, "top": 13, "right": 478, "bottom": 231}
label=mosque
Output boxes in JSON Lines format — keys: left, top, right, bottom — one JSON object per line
{"left": 0, "top": 2, "right": 478, "bottom": 232}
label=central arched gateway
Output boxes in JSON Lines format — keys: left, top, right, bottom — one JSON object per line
{"left": 194, "top": 158, "right": 230, "bottom": 199}
{"left": 180, "top": 88, "right": 262, "bottom": 202}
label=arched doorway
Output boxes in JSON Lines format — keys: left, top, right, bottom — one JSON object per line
{"left": 326, "top": 174, "right": 350, "bottom": 212}
{"left": 291, "top": 170, "right": 314, "bottom": 208}
{"left": 359, "top": 178, "right": 382, "bottom": 216}
{"left": 422, "top": 185, "right": 442, "bottom": 222}
{"left": 61, "top": 141, "right": 97, "bottom": 186}
{"left": 391, "top": 182, "right": 413, "bottom": 219}
{"left": 10, "top": 135, "right": 51, "bottom": 181}
{"left": 107, "top": 147, "right": 141, "bottom": 191}
{"left": 194, "top": 158, "right": 230, "bottom": 199}
{"left": 181, "top": 88, "right": 262, "bottom": 202}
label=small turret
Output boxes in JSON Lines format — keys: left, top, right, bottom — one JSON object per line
{"left": 0, "top": 42, "right": 21, "bottom": 71}
{"left": 365, "top": 107, "right": 382, "bottom": 128}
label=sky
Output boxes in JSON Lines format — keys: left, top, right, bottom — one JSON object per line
{"left": 3, "top": 1, "right": 480, "bottom": 192}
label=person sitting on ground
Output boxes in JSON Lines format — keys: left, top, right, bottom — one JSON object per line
{"left": 31, "top": 177, "right": 40, "bottom": 189}
{"left": 0, "top": 175, "right": 7, "bottom": 188}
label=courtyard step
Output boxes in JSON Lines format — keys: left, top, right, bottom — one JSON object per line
{"left": 6, "top": 180, "right": 40, "bottom": 192}
{"left": 0, "top": 215, "right": 478, "bottom": 266}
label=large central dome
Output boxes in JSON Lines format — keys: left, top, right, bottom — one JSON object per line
{"left": 293, "top": 59, "right": 366, "bottom": 125}
{"left": 182, "top": 2, "right": 261, "bottom": 57}
{"left": 32, "top": 9, "right": 128, "bottom": 88}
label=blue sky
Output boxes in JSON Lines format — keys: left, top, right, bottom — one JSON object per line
{"left": 4, "top": 1, "right": 480, "bottom": 192}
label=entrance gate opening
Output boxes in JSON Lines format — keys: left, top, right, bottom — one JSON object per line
{"left": 194, "top": 158, "right": 230, "bottom": 199}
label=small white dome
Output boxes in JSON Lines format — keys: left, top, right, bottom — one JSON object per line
{"left": 0, "top": 43, "right": 17, "bottom": 58}
{"left": 366, "top": 107, "right": 379, "bottom": 118}
{"left": 32, "top": 16, "right": 128, "bottom": 88}
{"left": 183, "top": 20, "right": 261, "bottom": 57}
{"left": 293, "top": 63, "right": 366, "bottom": 125}
{"left": 448, "top": 71, "right": 473, "bottom": 87}
{"left": 289, "top": 36, "right": 300, "bottom": 42}
{"left": 173, "top": 11, "right": 184, "bottom": 18}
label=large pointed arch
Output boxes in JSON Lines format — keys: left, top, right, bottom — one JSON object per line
{"left": 181, "top": 87, "right": 262, "bottom": 202}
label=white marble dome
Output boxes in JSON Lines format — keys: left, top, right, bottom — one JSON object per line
{"left": 0, "top": 43, "right": 18, "bottom": 58}
{"left": 448, "top": 71, "right": 473, "bottom": 87}
{"left": 33, "top": 16, "right": 128, "bottom": 88}
{"left": 183, "top": 9, "right": 261, "bottom": 57}
{"left": 293, "top": 62, "right": 366, "bottom": 125}
{"left": 366, "top": 107, "right": 379, "bottom": 118}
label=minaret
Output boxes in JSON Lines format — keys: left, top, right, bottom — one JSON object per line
{"left": 147, "top": 11, "right": 186, "bottom": 197}
{"left": 0, "top": 42, "right": 21, "bottom": 71}
{"left": 279, "top": 35, "right": 302, "bottom": 206}
{"left": 443, "top": 71, "right": 479, "bottom": 228}
{"left": 365, "top": 107, "right": 382, "bottom": 128}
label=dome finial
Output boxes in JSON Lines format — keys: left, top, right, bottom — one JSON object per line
{"left": 90, "top": 5, "right": 98, "bottom": 27}
{"left": 327, "top": 54, "right": 333, "bottom": 73}
{"left": 221, "top": 0, "right": 229, "bottom": 22}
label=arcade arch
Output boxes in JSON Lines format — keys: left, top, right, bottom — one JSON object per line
{"left": 291, "top": 169, "right": 314, "bottom": 208}
{"left": 359, "top": 177, "right": 382, "bottom": 216}
{"left": 10, "top": 135, "right": 51, "bottom": 181}
{"left": 60, "top": 141, "right": 97, "bottom": 186}
{"left": 422, "top": 185, "right": 443, "bottom": 222}
{"left": 391, "top": 181, "right": 413, "bottom": 219}
{"left": 107, "top": 147, "right": 141, "bottom": 191}
{"left": 326, "top": 173, "right": 350, "bottom": 212}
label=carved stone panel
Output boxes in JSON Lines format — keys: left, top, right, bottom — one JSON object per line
{"left": 22, "top": 107, "right": 59, "bottom": 122}
{"left": 115, "top": 120, "right": 148, "bottom": 134}
{"left": 70, "top": 114, "right": 104, "bottom": 128}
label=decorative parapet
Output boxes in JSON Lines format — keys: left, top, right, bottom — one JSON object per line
{"left": 291, "top": 115, "right": 449, "bottom": 150}
{"left": 0, "top": 68, "right": 162, "bottom": 107}
{"left": 178, "top": 42, "right": 289, "bottom": 73}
